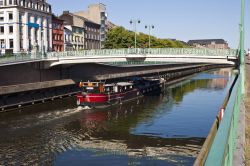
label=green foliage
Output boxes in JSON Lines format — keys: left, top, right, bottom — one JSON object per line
{"left": 104, "top": 26, "right": 189, "bottom": 49}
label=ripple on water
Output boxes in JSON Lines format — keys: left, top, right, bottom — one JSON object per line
{"left": 0, "top": 69, "right": 235, "bottom": 165}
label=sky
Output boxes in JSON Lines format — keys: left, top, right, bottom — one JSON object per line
{"left": 48, "top": 0, "right": 250, "bottom": 49}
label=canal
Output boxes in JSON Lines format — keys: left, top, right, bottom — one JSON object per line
{"left": 0, "top": 68, "right": 235, "bottom": 166}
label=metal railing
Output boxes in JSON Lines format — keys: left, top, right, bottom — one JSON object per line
{"left": 0, "top": 48, "right": 238, "bottom": 65}
{"left": 204, "top": 74, "right": 242, "bottom": 166}
{"left": 0, "top": 52, "right": 44, "bottom": 64}
{"left": 46, "top": 48, "right": 238, "bottom": 58}
{"left": 105, "top": 61, "right": 174, "bottom": 66}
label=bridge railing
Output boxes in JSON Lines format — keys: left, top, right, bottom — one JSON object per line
{"left": 0, "top": 48, "right": 238, "bottom": 64}
{"left": 0, "top": 52, "right": 44, "bottom": 64}
{"left": 204, "top": 73, "right": 241, "bottom": 166}
{"left": 46, "top": 48, "right": 238, "bottom": 59}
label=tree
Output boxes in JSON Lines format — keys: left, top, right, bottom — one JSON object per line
{"left": 104, "top": 26, "right": 189, "bottom": 49}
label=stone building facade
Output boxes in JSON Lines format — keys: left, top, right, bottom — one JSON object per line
{"left": 59, "top": 11, "right": 101, "bottom": 50}
{"left": 52, "top": 15, "right": 64, "bottom": 52}
{"left": 187, "top": 39, "right": 229, "bottom": 49}
{"left": 59, "top": 11, "right": 85, "bottom": 51}
{"left": 0, "top": 0, "right": 52, "bottom": 53}
{"left": 84, "top": 20, "right": 100, "bottom": 50}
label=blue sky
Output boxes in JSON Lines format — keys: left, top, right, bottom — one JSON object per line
{"left": 48, "top": 0, "right": 250, "bottom": 49}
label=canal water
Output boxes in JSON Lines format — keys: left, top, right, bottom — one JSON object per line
{"left": 0, "top": 68, "right": 235, "bottom": 166}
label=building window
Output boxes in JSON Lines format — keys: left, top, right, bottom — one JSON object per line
{"left": 0, "top": 26, "right": 4, "bottom": 34}
{"left": 9, "top": 26, "right": 13, "bottom": 33}
{"left": 20, "top": 39, "right": 23, "bottom": 49}
{"left": 9, "top": 0, "right": 12, "bottom": 5}
{"left": 0, "top": 12, "right": 4, "bottom": 21}
{"left": 0, "top": 39, "right": 5, "bottom": 48}
{"left": 9, "top": 39, "right": 13, "bottom": 48}
{"left": 8, "top": 13, "right": 13, "bottom": 20}
{"left": 0, "top": 0, "right": 3, "bottom": 6}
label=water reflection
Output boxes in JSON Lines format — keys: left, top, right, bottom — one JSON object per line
{"left": 0, "top": 68, "right": 235, "bottom": 166}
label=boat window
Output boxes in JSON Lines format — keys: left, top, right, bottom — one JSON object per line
{"left": 118, "top": 86, "right": 124, "bottom": 92}
{"left": 105, "top": 87, "right": 110, "bottom": 92}
{"left": 114, "top": 86, "right": 118, "bottom": 92}
{"left": 82, "top": 86, "right": 100, "bottom": 93}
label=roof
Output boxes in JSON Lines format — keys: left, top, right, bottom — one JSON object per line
{"left": 104, "top": 83, "right": 115, "bottom": 87}
{"left": 116, "top": 82, "right": 133, "bottom": 86}
{"left": 52, "top": 15, "right": 64, "bottom": 23}
{"left": 107, "top": 21, "right": 118, "bottom": 30}
{"left": 73, "top": 14, "right": 100, "bottom": 25}
{"left": 60, "top": 11, "right": 101, "bottom": 29}
{"left": 62, "top": 11, "right": 100, "bottom": 26}
{"left": 187, "top": 39, "right": 227, "bottom": 45}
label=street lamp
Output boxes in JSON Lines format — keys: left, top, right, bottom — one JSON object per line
{"left": 130, "top": 19, "right": 141, "bottom": 50}
{"left": 145, "top": 25, "right": 154, "bottom": 49}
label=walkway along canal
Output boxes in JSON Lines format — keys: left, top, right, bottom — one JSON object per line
{"left": 0, "top": 68, "right": 236, "bottom": 165}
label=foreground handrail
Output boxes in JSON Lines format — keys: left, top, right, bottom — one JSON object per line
{"left": 194, "top": 74, "right": 238, "bottom": 166}
{"left": 205, "top": 74, "right": 241, "bottom": 166}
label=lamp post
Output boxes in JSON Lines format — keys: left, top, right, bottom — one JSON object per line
{"left": 41, "top": 28, "right": 44, "bottom": 58}
{"left": 145, "top": 25, "right": 154, "bottom": 48}
{"left": 130, "top": 19, "right": 141, "bottom": 50}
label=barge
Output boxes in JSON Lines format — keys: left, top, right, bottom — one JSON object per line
{"left": 76, "top": 78, "right": 165, "bottom": 108}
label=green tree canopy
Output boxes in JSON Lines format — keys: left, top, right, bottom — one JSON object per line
{"left": 104, "top": 26, "right": 189, "bottom": 49}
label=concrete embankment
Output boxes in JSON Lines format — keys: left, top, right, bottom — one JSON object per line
{"left": 0, "top": 79, "right": 79, "bottom": 112}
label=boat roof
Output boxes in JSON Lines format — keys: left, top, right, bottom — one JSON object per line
{"left": 81, "top": 81, "right": 104, "bottom": 84}
{"left": 104, "top": 83, "right": 115, "bottom": 87}
{"left": 116, "top": 82, "right": 133, "bottom": 86}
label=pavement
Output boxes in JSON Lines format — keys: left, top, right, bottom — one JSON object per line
{"left": 233, "top": 57, "right": 250, "bottom": 166}
{"left": 245, "top": 57, "right": 250, "bottom": 166}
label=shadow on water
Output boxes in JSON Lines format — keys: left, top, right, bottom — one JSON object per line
{"left": 0, "top": 68, "right": 235, "bottom": 166}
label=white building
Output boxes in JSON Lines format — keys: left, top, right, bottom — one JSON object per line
{"left": 0, "top": 0, "right": 52, "bottom": 54}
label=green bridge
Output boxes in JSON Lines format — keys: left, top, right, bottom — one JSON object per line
{"left": 0, "top": 48, "right": 238, "bottom": 66}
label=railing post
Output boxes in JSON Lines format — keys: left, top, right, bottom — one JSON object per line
{"left": 240, "top": 0, "right": 245, "bottom": 95}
